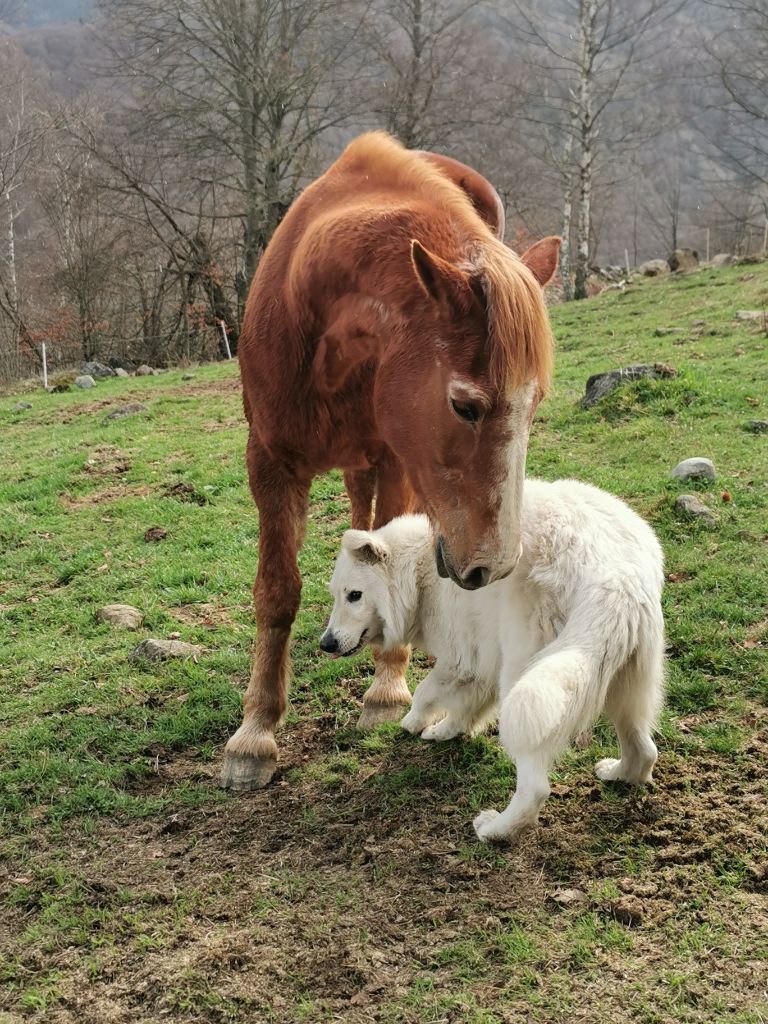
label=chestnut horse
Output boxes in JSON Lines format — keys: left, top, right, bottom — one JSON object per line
{"left": 222, "top": 132, "right": 560, "bottom": 790}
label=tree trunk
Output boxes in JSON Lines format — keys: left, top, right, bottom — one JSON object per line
{"left": 574, "top": 0, "right": 597, "bottom": 301}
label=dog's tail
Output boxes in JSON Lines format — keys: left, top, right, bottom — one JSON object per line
{"left": 499, "top": 583, "right": 662, "bottom": 756}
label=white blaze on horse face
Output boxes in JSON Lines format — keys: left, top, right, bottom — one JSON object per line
{"left": 491, "top": 379, "right": 538, "bottom": 582}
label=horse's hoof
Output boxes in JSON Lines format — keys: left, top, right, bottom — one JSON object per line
{"left": 357, "top": 702, "right": 407, "bottom": 730}
{"left": 220, "top": 749, "right": 277, "bottom": 791}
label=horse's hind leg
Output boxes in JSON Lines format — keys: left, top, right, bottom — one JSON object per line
{"left": 221, "top": 441, "right": 311, "bottom": 791}
{"left": 344, "top": 468, "right": 376, "bottom": 530}
{"left": 357, "top": 454, "right": 414, "bottom": 729}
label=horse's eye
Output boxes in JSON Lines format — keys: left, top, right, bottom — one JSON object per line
{"left": 347, "top": 590, "right": 362, "bottom": 603}
{"left": 451, "top": 399, "right": 480, "bottom": 424}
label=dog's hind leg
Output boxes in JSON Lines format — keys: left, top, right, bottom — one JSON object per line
{"left": 596, "top": 625, "right": 664, "bottom": 785}
{"left": 474, "top": 647, "right": 600, "bottom": 843}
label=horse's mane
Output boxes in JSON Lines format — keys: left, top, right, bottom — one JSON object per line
{"left": 472, "top": 239, "right": 555, "bottom": 396}
{"left": 338, "top": 132, "right": 554, "bottom": 395}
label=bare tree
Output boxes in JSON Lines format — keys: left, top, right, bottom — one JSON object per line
{"left": 365, "top": 0, "right": 483, "bottom": 150}
{"left": 500, "top": 0, "right": 679, "bottom": 297}
{"left": 0, "top": 39, "right": 52, "bottom": 377}
{"left": 97, "top": 0, "right": 366, "bottom": 288}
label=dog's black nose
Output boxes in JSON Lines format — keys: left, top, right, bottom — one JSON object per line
{"left": 320, "top": 633, "right": 339, "bottom": 654}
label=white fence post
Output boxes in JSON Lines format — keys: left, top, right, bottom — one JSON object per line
{"left": 624, "top": 248, "right": 630, "bottom": 275}
{"left": 219, "top": 320, "right": 232, "bottom": 360}
{"left": 41, "top": 341, "right": 48, "bottom": 389}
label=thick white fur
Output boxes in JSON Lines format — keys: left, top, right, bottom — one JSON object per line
{"left": 324, "top": 478, "right": 665, "bottom": 844}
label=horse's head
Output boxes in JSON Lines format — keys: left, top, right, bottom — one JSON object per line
{"left": 375, "top": 235, "right": 559, "bottom": 590}
{"left": 312, "top": 233, "right": 559, "bottom": 591}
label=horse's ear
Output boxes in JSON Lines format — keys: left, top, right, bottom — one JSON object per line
{"left": 519, "top": 236, "right": 561, "bottom": 287}
{"left": 411, "top": 239, "right": 473, "bottom": 312}
{"left": 342, "top": 529, "right": 389, "bottom": 565}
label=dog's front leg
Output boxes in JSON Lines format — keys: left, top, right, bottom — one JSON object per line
{"left": 400, "top": 662, "right": 453, "bottom": 735}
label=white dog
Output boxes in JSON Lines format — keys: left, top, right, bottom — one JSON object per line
{"left": 321, "top": 478, "right": 665, "bottom": 843}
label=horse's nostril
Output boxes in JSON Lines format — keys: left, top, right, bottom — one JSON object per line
{"left": 319, "top": 633, "right": 339, "bottom": 653}
{"left": 462, "top": 565, "right": 490, "bottom": 590}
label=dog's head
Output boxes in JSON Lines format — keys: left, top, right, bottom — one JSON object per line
{"left": 320, "top": 529, "right": 392, "bottom": 656}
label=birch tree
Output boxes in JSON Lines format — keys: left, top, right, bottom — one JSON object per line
{"left": 501, "top": 0, "right": 678, "bottom": 298}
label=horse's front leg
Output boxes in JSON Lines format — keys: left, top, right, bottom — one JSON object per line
{"left": 221, "top": 443, "right": 311, "bottom": 790}
{"left": 357, "top": 454, "right": 415, "bottom": 729}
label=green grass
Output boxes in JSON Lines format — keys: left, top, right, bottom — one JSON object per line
{"left": 1, "top": 261, "right": 767, "bottom": 1022}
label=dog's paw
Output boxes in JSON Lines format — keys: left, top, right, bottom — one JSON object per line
{"left": 400, "top": 709, "right": 426, "bottom": 734}
{"left": 421, "top": 718, "right": 462, "bottom": 742}
{"left": 473, "top": 809, "right": 506, "bottom": 843}
{"left": 595, "top": 757, "right": 654, "bottom": 785}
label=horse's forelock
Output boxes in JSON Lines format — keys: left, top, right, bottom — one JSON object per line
{"left": 475, "top": 240, "right": 554, "bottom": 397}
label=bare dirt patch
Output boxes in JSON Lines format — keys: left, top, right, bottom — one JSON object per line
{"left": 168, "top": 603, "right": 236, "bottom": 628}
{"left": 60, "top": 484, "right": 153, "bottom": 509}
{"left": 3, "top": 711, "right": 766, "bottom": 1023}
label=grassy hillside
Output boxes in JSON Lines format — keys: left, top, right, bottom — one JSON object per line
{"left": 0, "top": 262, "right": 766, "bottom": 1023}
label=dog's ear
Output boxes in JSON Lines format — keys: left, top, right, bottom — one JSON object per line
{"left": 342, "top": 529, "right": 390, "bottom": 565}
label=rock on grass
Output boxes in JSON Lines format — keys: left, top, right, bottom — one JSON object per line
{"left": 74, "top": 375, "right": 96, "bottom": 389}
{"left": 676, "top": 494, "right": 718, "bottom": 526}
{"left": 98, "top": 604, "right": 143, "bottom": 629}
{"left": 671, "top": 457, "right": 716, "bottom": 483}
{"left": 582, "top": 364, "right": 676, "bottom": 409}
{"left": 130, "top": 639, "right": 204, "bottom": 662}
{"left": 102, "top": 403, "right": 148, "bottom": 423}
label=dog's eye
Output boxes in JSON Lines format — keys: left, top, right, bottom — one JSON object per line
{"left": 451, "top": 399, "right": 480, "bottom": 425}
{"left": 347, "top": 590, "right": 362, "bottom": 603}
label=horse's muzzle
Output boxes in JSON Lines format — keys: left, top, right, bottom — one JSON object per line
{"left": 435, "top": 536, "right": 491, "bottom": 591}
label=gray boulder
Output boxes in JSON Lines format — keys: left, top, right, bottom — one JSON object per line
{"left": 74, "top": 375, "right": 96, "bottom": 389}
{"left": 671, "top": 457, "right": 716, "bottom": 483}
{"left": 82, "top": 361, "right": 115, "bottom": 379}
{"left": 102, "top": 403, "right": 148, "bottom": 423}
{"left": 15, "top": 401, "right": 32, "bottom": 410}
{"left": 710, "top": 253, "right": 735, "bottom": 268}
{"left": 98, "top": 604, "right": 143, "bottom": 629}
{"left": 135, "top": 365, "right": 154, "bottom": 376}
{"left": 735, "top": 310, "right": 763, "bottom": 321}
{"left": 668, "top": 248, "right": 699, "bottom": 272}
{"left": 675, "top": 494, "right": 717, "bottom": 526}
{"left": 130, "top": 638, "right": 204, "bottom": 662}
{"left": 638, "top": 259, "right": 670, "bottom": 277}
{"left": 115, "top": 367, "right": 130, "bottom": 378}
{"left": 746, "top": 420, "right": 768, "bottom": 433}
{"left": 582, "top": 363, "right": 676, "bottom": 409}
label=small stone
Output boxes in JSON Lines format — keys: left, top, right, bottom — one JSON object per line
{"left": 181, "top": 374, "right": 195, "bottom": 381}
{"left": 654, "top": 327, "right": 681, "bottom": 336}
{"left": 97, "top": 604, "right": 143, "bottom": 629}
{"left": 675, "top": 494, "right": 717, "bottom": 526}
{"left": 135, "top": 365, "right": 154, "bottom": 376}
{"left": 551, "top": 888, "right": 589, "bottom": 908}
{"left": 81, "top": 361, "right": 116, "bottom": 379}
{"left": 74, "top": 375, "right": 96, "bottom": 389}
{"left": 582, "top": 363, "right": 676, "bottom": 409}
{"left": 130, "top": 639, "right": 203, "bottom": 662}
{"left": 745, "top": 420, "right": 768, "bottom": 433}
{"left": 115, "top": 368, "right": 130, "bottom": 378}
{"left": 671, "top": 457, "right": 715, "bottom": 483}
{"left": 144, "top": 526, "right": 168, "bottom": 542}
{"left": 15, "top": 401, "right": 32, "bottom": 410}
{"left": 735, "top": 310, "right": 763, "bottom": 321}
{"left": 102, "top": 403, "right": 148, "bottom": 423}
